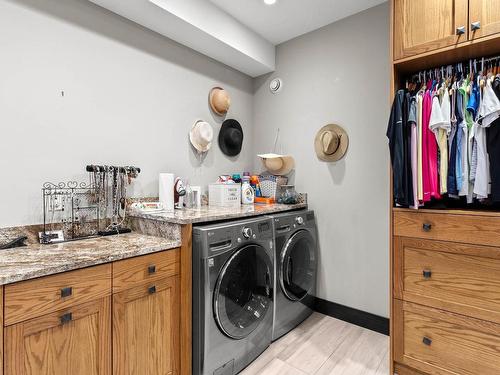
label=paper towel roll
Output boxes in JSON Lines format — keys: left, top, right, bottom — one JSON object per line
{"left": 159, "top": 173, "right": 174, "bottom": 211}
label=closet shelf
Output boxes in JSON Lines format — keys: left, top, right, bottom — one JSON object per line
{"left": 393, "top": 207, "right": 500, "bottom": 217}
{"left": 394, "top": 33, "right": 500, "bottom": 75}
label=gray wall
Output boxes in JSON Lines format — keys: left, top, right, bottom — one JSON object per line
{"left": 0, "top": 0, "right": 255, "bottom": 227}
{"left": 253, "top": 3, "right": 390, "bottom": 317}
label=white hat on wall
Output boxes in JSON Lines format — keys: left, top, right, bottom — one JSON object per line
{"left": 189, "top": 120, "right": 214, "bottom": 153}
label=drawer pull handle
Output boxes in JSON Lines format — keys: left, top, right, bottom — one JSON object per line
{"left": 148, "top": 265, "right": 156, "bottom": 274}
{"left": 423, "top": 270, "right": 432, "bottom": 279}
{"left": 456, "top": 26, "right": 466, "bottom": 35}
{"left": 60, "top": 312, "right": 72, "bottom": 325}
{"left": 60, "top": 287, "right": 73, "bottom": 298}
{"left": 422, "top": 223, "right": 432, "bottom": 232}
{"left": 422, "top": 336, "right": 432, "bottom": 346}
{"left": 148, "top": 285, "right": 157, "bottom": 294}
{"left": 471, "top": 21, "right": 481, "bottom": 31}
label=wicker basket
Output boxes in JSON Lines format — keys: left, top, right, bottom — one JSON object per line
{"left": 259, "top": 175, "right": 288, "bottom": 199}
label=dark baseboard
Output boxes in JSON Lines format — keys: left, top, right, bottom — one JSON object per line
{"left": 314, "top": 297, "right": 389, "bottom": 336}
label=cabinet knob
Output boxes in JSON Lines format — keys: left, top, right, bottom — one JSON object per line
{"left": 423, "top": 270, "right": 432, "bottom": 279}
{"left": 60, "top": 312, "right": 72, "bottom": 325}
{"left": 60, "top": 287, "right": 73, "bottom": 298}
{"left": 148, "top": 265, "right": 156, "bottom": 274}
{"left": 422, "top": 223, "right": 432, "bottom": 232}
{"left": 148, "top": 285, "right": 157, "bottom": 294}
{"left": 422, "top": 336, "right": 432, "bottom": 346}
{"left": 456, "top": 26, "right": 466, "bottom": 35}
{"left": 471, "top": 21, "right": 481, "bottom": 31}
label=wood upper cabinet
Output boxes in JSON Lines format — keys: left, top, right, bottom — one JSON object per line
{"left": 469, "top": 0, "right": 500, "bottom": 40}
{"left": 393, "top": 0, "right": 468, "bottom": 60}
{"left": 113, "top": 276, "right": 180, "bottom": 375}
{"left": 4, "top": 297, "right": 111, "bottom": 375}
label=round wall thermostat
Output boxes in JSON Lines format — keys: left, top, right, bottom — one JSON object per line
{"left": 269, "top": 78, "right": 283, "bottom": 94}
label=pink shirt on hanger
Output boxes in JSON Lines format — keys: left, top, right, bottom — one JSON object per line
{"left": 422, "top": 88, "right": 441, "bottom": 202}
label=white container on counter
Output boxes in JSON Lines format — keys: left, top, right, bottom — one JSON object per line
{"left": 209, "top": 183, "right": 241, "bottom": 207}
{"left": 159, "top": 173, "right": 174, "bottom": 211}
{"left": 241, "top": 177, "right": 254, "bottom": 205}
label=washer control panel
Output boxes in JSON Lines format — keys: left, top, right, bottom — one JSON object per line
{"left": 242, "top": 227, "right": 253, "bottom": 239}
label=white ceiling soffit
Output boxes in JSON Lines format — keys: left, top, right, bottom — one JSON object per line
{"left": 210, "top": 0, "right": 388, "bottom": 45}
{"left": 88, "top": 0, "right": 276, "bottom": 77}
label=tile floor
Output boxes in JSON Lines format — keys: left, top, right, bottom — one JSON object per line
{"left": 240, "top": 313, "right": 389, "bottom": 375}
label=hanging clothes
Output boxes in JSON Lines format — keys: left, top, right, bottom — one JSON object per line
{"left": 387, "top": 90, "right": 413, "bottom": 206}
{"left": 447, "top": 84, "right": 459, "bottom": 196}
{"left": 487, "top": 75, "right": 500, "bottom": 202}
{"left": 388, "top": 57, "right": 500, "bottom": 209}
{"left": 423, "top": 87, "right": 441, "bottom": 201}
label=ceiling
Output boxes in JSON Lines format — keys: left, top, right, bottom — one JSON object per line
{"left": 210, "top": 0, "right": 387, "bottom": 45}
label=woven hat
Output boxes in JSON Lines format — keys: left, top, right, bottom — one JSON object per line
{"left": 219, "top": 119, "right": 243, "bottom": 156}
{"left": 189, "top": 120, "right": 213, "bottom": 153}
{"left": 314, "top": 124, "right": 349, "bottom": 162}
{"left": 258, "top": 153, "right": 295, "bottom": 176}
{"left": 209, "top": 87, "right": 231, "bottom": 116}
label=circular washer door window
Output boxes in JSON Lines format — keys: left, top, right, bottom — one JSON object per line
{"left": 280, "top": 229, "right": 316, "bottom": 301}
{"left": 214, "top": 244, "right": 273, "bottom": 339}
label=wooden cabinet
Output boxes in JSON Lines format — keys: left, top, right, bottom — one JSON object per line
{"left": 4, "top": 297, "right": 111, "bottom": 375}
{"left": 113, "top": 276, "right": 180, "bottom": 375}
{"left": 469, "top": 0, "right": 500, "bottom": 40}
{"left": 393, "top": 0, "right": 500, "bottom": 61}
{"left": 394, "top": 236, "right": 500, "bottom": 325}
{"left": 393, "top": 0, "right": 468, "bottom": 60}
{"left": 2, "top": 247, "right": 184, "bottom": 375}
{"left": 394, "top": 300, "right": 500, "bottom": 375}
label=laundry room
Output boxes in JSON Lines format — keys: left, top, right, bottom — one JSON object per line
{"left": 2, "top": 0, "right": 500, "bottom": 374}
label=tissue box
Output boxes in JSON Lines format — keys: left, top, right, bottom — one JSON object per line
{"left": 209, "top": 183, "right": 241, "bottom": 207}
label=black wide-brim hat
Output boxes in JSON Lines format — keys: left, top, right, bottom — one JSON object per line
{"left": 219, "top": 119, "right": 243, "bottom": 156}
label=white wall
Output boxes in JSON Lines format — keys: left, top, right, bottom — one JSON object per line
{"left": 0, "top": 0, "right": 255, "bottom": 227}
{"left": 253, "top": 3, "right": 390, "bottom": 317}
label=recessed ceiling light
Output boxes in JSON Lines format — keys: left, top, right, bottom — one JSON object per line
{"left": 264, "top": 0, "right": 276, "bottom": 5}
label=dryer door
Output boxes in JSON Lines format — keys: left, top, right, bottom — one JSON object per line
{"left": 213, "top": 244, "right": 273, "bottom": 340}
{"left": 280, "top": 229, "right": 316, "bottom": 301}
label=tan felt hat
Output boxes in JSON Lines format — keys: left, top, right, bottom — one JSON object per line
{"left": 257, "top": 153, "right": 295, "bottom": 176}
{"left": 209, "top": 87, "right": 231, "bottom": 116}
{"left": 189, "top": 120, "right": 213, "bottom": 153}
{"left": 314, "top": 124, "right": 349, "bottom": 162}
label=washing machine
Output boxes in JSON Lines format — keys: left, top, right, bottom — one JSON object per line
{"left": 192, "top": 216, "right": 274, "bottom": 375}
{"left": 270, "top": 209, "right": 318, "bottom": 341}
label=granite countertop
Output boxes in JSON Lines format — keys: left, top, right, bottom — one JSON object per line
{"left": 0, "top": 233, "right": 181, "bottom": 285}
{"left": 129, "top": 203, "right": 308, "bottom": 224}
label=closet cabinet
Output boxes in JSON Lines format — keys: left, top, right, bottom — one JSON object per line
{"left": 394, "top": 0, "right": 500, "bottom": 61}
{"left": 469, "top": 0, "right": 500, "bottom": 40}
{"left": 393, "top": 0, "right": 468, "bottom": 60}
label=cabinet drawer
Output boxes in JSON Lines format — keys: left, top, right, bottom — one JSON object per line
{"left": 393, "top": 210, "right": 500, "bottom": 246}
{"left": 394, "top": 300, "right": 500, "bottom": 375}
{"left": 394, "top": 237, "right": 500, "bottom": 324}
{"left": 4, "top": 264, "right": 111, "bottom": 326}
{"left": 112, "top": 249, "right": 180, "bottom": 292}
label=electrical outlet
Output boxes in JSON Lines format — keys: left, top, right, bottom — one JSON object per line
{"left": 52, "top": 194, "right": 64, "bottom": 211}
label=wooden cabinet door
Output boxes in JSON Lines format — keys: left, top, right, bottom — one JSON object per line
{"left": 393, "top": 0, "right": 468, "bottom": 60}
{"left": 469, "top": 0, "right": 500, "bottom": 40}
{"left": 4, "top": 297, "right": 111, "bottom": 375}
{"left": 113, "top": 276, "right": 180, "bottom": 375}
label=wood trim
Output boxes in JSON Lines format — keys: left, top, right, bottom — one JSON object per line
{"left": 180, "top": 224, "right": 192, "bottom": 375}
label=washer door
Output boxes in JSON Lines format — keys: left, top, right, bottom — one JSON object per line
{"left": 213, "top": 244, "right": 273, "bottom": 340}
{"left": 280, "top": 229, "right": 316, "bottom": 301}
